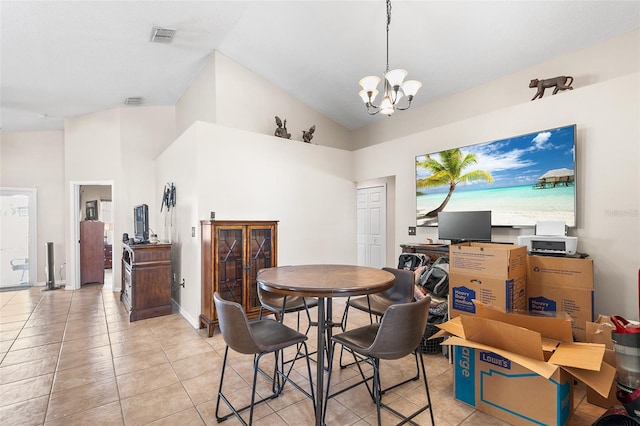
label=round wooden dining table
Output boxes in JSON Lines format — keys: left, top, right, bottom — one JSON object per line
{"left": 257, "top": 264, "right": 395, "bottom": 426}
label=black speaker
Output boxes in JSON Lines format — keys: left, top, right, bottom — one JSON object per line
{"left": 42, "top": 242, "right": 62, "bottom": 291}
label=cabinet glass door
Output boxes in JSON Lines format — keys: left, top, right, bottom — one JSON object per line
{"left": 216, "top": 227, "right": 245, "bottom": 305}
{"left": 248, "top": 226, "right": 274, "bottom": 311}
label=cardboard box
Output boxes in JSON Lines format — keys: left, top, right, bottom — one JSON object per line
{"left": 449, "top": 243, "right": 527, "bottom": 317}
{"left": 436, "top": 303, "right": 616, "bottom": 426}
{"left": 586, "top": 316, "right": 619, "bottom": 409}
{"left": 527, "top": 256, "right": 594, "bottom": 341}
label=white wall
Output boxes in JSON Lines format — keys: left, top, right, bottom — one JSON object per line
{"left": 154, "top": 125, "right": 200, "bottom": 323}
{"left": 354, "top": 73, "right": 640, "bottom": 320}
{"left": 351, "top": 29, "right": 640, "bottom": 150}
{"left": 64, "top": 106, "right": 175, "bottom": 290}
{"left": 175, "top": 51, "right": 353, "bottom": 151}
{"left": 156, "top": 121, "right": 356, "bottom": 327}
{"left": 0, "top": 131, "right": 65, "bottom": 283}
{"left": 175, "top": 54, "right": 217, "bottom": 138}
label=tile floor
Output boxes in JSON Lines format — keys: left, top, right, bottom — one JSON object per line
{"left": 0, "top": 284, "right": 607, "bottom": 425}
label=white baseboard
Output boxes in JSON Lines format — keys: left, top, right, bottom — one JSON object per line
{"left": 171, "top": 299, "right": 200, "bottom": 329}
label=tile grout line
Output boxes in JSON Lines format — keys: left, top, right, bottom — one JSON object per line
{"left": 43, "top": 287, "right": 72, "bottom": 425}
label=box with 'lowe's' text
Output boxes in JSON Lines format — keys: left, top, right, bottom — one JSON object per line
{"left": 436, "top": 303, "right": 615, "bottom": 426}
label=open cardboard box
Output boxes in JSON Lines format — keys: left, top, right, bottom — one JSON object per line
{"left": 434, "top": 303, "right": 616, "bottom": 425}
{"left": 585, "top": 316, "right": 619, "bottom": 408}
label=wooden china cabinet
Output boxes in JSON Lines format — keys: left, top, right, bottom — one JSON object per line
{"left": 200, "top": 220, "right": 278, "bottom": 337}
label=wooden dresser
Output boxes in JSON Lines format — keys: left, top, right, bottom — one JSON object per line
{"left": 121, "top": 243, "right": 172, "bottom": 321}
{"left": 80, "top": 220, "right": 105, "bottom": 285}
{"left": 200, "top": 220, "right": 278, "bottom": 337}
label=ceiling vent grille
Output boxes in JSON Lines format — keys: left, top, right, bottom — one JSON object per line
{"left": 150, "top": 27, "right": 176, "bottom": 43}
{"left": 124, "top": 97, "right": 143, "bottom": 105}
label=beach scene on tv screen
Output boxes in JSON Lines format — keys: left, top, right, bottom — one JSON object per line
{"left": 416, "top": 125, "right": 576, "bottom": 227}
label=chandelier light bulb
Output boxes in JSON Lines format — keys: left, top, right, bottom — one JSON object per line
{"left": 380, "top": 96, "right": 394, "bottom": 115}
{"left": 384, "top": 69, "right": 408, "bottom": 88}
{"left": 359, "top": 76, "right": 381, "bottom": 92}
{"left": 401, "top": 80, "right": 422, "bottom": 98}
{"left": 359, "top": 89, "right": 379, "bottom": 103}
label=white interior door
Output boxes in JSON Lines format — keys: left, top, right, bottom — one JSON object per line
{"left": 356, "top": 186, "right": 386, "bottom": 269}
{"left": 0, "top": 188, "right": 37, "bottom": 288}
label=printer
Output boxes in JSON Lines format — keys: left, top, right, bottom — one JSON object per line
{"left": 517, "top": 220, "right": 578, "bottom": 255}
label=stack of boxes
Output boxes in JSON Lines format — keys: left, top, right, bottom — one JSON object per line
{"left": 446, "top": 242, "right": 603, "bottom": 425}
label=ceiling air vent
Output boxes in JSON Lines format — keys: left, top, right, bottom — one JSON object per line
{"left": 150, "top": 27, "right": 176, "bottom": 43}
{"left": 124, "top": 97, "right": 143, "bottom": 105}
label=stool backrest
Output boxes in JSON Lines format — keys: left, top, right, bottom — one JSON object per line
{"left": 214, "top": 292, "right": 261, "bottom": 354}
{"left": 380, "top": 267, "right": 416, "bottom": 304}
{"left": 368, "top": 295, "right": 431, "bottom": 360}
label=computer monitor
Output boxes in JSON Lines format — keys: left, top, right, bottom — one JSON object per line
{"left": 437, "top": 210, "right": 492, "bottom": 244}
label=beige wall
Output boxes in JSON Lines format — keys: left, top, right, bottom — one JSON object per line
{"left": 2, "top": 28, "right": 638, "bottom": 322}
{"left": 354, "top": 73, "right": 640, "bottom": 319}
{"left": 64, "top": 106, "right": 175, "bottom": 290}
{"left": 351, "top": 29, "right": 640, "bottom": 150}
{"left": 0, "top": 131, "right": 65, "bottom": 284}
{"left": 175, "top": 54, "right": 217, "bottom": 138}
{"left": 155, "top": 121, "right": 356, "bottom": 327}
{"left": 175, "top": 51, "right": 353, "bottom": 150}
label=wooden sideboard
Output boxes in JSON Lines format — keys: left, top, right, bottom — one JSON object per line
{"left": 121, "top": 243, "right": 172, "bottom": 321}
{"left": 200, "top": 220, "right": 278, "bottom": 337}
{"left": 400, "top": 243, "right": 450, "bottom": 262}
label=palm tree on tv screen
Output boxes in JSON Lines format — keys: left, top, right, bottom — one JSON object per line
{"left": 417, "top": 149, "right": 494, "bottom": 217}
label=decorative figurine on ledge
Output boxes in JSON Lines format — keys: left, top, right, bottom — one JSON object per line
{"left": 274, "top": 116, "right": 291, "bottom": 139}
{"left": 302, "top": 125, "right": 315, "bottom": 143}
{"left": 529, "top": 76, "right": 574, "bottom": 100}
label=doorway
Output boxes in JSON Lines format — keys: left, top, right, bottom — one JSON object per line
{"left": 356, "top": 185, "right": 387, "bottom": 269}
{"left": 0, "top": 188, "right": 37, "bottom": 288}
{"left": 69, "top": 181, "right": 114, "bottom": 290}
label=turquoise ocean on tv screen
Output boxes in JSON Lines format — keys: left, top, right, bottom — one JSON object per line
{"left": 416, "top": 185, "right": 575, "bottom": 227}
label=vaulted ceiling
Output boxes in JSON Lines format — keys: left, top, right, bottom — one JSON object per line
{"left": 2, "top": 1, "right": 639, "bottom": 132}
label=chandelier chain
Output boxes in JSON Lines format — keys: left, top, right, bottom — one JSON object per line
{"left": 386, "top": 0, "right": 391, "bottom": 73}
{"left": 358, "top": 0, "right": 421, "bottom": 116}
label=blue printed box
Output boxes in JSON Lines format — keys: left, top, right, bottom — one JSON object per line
{"left": 449, "top": 243, "right": 527, "bottom": 318}
{"left": 450, "top": 274, "right": 526, "bottom": 318}
{"left": 454, "top": 346, "right": 573, "bottom": 426}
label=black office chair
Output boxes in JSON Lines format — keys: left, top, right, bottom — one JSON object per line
{"left": 214, "top": 292, "right": 315, "bottom": 425}
{"left": 325, "top": 295, "right": 435, "bottom": 426}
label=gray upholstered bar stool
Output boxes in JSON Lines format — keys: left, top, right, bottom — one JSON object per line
{"left": 257, "top": 285, "right": 318, "bottom": 332}
{"left": 325, "top": 295, "right": 435, "bottom": 426}
{"left": 214, "top": 292, "right": 315, "bottom": 425}
{"left": 340, "top": 267, "right": 416, "bottom": 327}
{"left": 339, "top": 267, "right": 420, "bottom": 391}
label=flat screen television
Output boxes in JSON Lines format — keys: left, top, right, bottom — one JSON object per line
{"left": 416, "top": 124, "right": 576, "bottom": 228}
{"left": 437, "top": 210, "right": 492, "bottom": 244}
{"left": 133, "top": 204, "right": 149, "bottom": 243}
